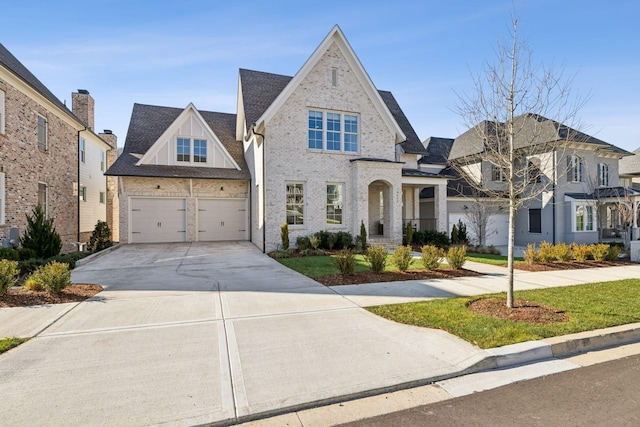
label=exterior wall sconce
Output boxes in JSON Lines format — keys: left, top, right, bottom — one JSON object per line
{"left": 156, "top": 185, "right": 160, "bottom": 189}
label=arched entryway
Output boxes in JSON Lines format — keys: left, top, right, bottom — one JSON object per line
{"left": 368, "top": 180, "right": 392, "bottom": 238}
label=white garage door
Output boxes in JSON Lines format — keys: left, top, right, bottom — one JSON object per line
{"left": 131, "top": 198, "right": 187, "bottom": 243}
{"left": 449, "top": 213, "right": 509, "bottom": 246}
{"left": 197, "top": 199, "right": 247, "bottom": 241}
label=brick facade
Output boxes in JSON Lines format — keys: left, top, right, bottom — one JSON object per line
{"left": 0, "top": 79, "right": 79, "bottom": 252}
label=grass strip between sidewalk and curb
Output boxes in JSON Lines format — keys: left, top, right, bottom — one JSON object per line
{"left": 367, "top": 279, "right": 640, "bottom": 349}
{"left": 0, "top": 337, "right": 29, "bottom": 354}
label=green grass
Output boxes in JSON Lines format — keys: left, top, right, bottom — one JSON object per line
{"left": 466, "top": 253, "right": 524, "bottom": 266}
{"left": 0, "top": 337, "right": 28, "bottom": 354}
{"left": 277, "top": 254, "right": 425, "bottom": 278}
{"left": 367, "top": 279, "right": 640, "bottom": 349}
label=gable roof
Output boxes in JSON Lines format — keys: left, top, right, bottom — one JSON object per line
{"left": 449, "top": 114, "right": 631, "bottom": 160}
{"left": 420, "top": 137, "right": 455, "bottom": 164}
{"left": 250, "top": 25, "right": 406, "bottom": 144}
{"left": 106, "top": 103, "right": 249, "bottom": 180}
{"left": 377, "top": 90, "right": 426, "bottom": 154}
{"left": 0, "top": 43, "right": 71, "bottom": 117}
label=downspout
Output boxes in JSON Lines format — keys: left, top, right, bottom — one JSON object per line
{"left": 77, "top": 127, "right": 86, "bottom": 245}
{"left": 252, "top": 125, "right": 266, "bottom": 253}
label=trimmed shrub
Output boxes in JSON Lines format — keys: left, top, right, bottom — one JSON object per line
{"left": 359, "top": 220, "right": 367, "bottom": 251}
{"left": 537, "top": 241, "right": 555, "bottom": 263}
{"left": 0, "top": 259, "right": 19, "bottom": 296}
{"left": 334, "top": 249, "right": 355, "bottom": 276}
{"left": 88, "top": 220, "right": 113, "bottom": 253}
{"left": 553, "top": 242, "right": 572, "bottom": 262}
{"left": 49, "top": 252, "right": 90, "bottom": 269}
{"left": 404, "top": 222, "right": 414, "bottom": 246}
{"left": 571, "top": 243, "right": 590, "bottom": 262}
{"left": 327, "top": 233, "right": 337, "bottom": 250}
{"left": 26, "top": 261, "right": 71, "bottom": 294}
{"left": 296, "top": 236, "right": 311, "bottom": 251}
{"left": 523, "top": 243, "right": 538, "bottom": 265}
{"left": 18, "top": 258, "right": 48, "bottom": 275}
{"left": 269, "top": 249, "right": 294, "bottom": 259}
{"left": 336, "top": 231, "right": 353, "bottom": 250}
{"left": 20, "top": 204, "right": 62, "bottom": 259}
{"left": 310, "top": 234, "right": 321, "bottom": 250}
{"left": 446, "top": 245, "right": 467, "bottom": 269}
{"left": 420, "top": 230, "right": 450, "bottom": 248}
{"left": 391, "top": 245, "right": 413, "bottom": 272}
{"left": 0, "top": 248, "right": 19, "bottom": 261}
{"left": 18, "top": 248, "right": 37, "bottom": 261}
{"left": 450, "top": 224, "right": 459, "bottom": 245}
{"left": 605, "top": 245, "right": 621, "bottom": 261}
{"left": 590, "top": 243, "right": 610, "bottom": 262}
{"left": 280, "top": 222, "right": 289, "bottom": 250}
{"left": 421, "top": 245, "right": 443, "bottom": 270}
{"left": 365, "top": 245, "right": 387, "bottom": 273}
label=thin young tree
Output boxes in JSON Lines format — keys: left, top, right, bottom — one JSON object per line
{"left": 451, "top": 16, "right": 584, "bottom": 307}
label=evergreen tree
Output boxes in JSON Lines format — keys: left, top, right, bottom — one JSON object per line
{"left": 20, "top": 205, "right": 62, "bottom": 258}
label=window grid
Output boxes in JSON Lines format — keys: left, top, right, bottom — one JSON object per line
{"left": 308, "top": 111, "right": 323, "bottom": 149}
{"left": 326, "top": 113, "right": 341, "bottom": 151}
{"left": 568, "top": 155, "right": 583, "bottom": 182}
{"left": 575, "top": 205, "right": 594, "bottom": 232}
{"left": 307, "top": 110, "right": 359, "bottom": 153}
{"left": 194, "top": 139, "right": 207, "bottom": 163}
{"left": 80, "top": 138, "right": 86, "bottom": 163}
{"left": 491, "top": 165, "right": 505, "bottom": 182}
{"left": 344, "top": 115, "right": 358, "bottom": 152}
{"left": 177, "top": 138, "right": 191, "bottom": 162}
{"left": 286, "top": 183, "right": 304, "bottom": 226}
{"left": 598, "top": 163, "right": 609, "bottom": 187}
{"left": 326, "top": 184, "right": 343, "bottom": 225}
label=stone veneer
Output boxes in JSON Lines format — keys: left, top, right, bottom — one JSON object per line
{"left": 118, "top": 176, "right": 248, "bottom": 243}
{"left": 0, "top": 79, "right": 79, "bottom": 252}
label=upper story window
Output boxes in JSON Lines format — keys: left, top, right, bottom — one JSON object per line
{"left": 567, "top": 155, "right": 583, "bottom": 182}
{"left": 177, "top": 138, "right": 207, "bottom": 164}
{"left": 598, "top": 163, "right": 609, "bottom": 187}
{"left": 79, "top": 186, "right": 87, "bottom": 202}
{"left": 100, "top": 151, "right": 106, "bottom": 172}
{"left": 308, "top": 110, "right": 358, "bottom": 153}
{"left": 491, "top": 165, "right": 505, "bottom": 182}
{"left": 0, "top": 90, "right": 5, "bottom": 135}
{"left": 80, "top": 138, "right": 86, "bottom": 163}
{"left": 286, "top": 182, "right": 304, "bottom": 226}
{"left": 37, "top": 115, "right": 48, "bottom": 151}
{"left": 528, "top": 159, "right": 542, "bottom": 183}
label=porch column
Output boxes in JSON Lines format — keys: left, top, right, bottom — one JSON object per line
{"left": 633, "top": 200, "right": 639, "bottom": 241}
{"left": 434, "top": 182, "right": 448, "bottom": 233}
{"left": 413, "top": 187, "right": 420, "bottom": 229}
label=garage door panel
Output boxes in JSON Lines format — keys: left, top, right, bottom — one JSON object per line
{"left": 197, "top": 199, "right": 246, "bottom": 241}
{"left": 131, "top": 198, "right": 187, "bottom": 243}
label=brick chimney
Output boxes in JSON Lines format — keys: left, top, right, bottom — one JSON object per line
{"left": 72, "top": 89, "right": 95, "bottom": 131}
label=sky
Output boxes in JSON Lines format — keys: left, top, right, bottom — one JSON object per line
{"left": 1, "top": 0, "right": 639, "bottom": 151}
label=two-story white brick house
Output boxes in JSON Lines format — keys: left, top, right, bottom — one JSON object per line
{"left": 108, "top": 26, "right": 448, "bottom": 251}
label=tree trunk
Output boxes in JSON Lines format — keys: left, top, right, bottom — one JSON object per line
{"left": 507, "top": 199, "right": 515, "bottom": 308}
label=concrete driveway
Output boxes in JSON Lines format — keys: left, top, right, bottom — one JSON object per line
{"left": 0, "top": 242, "right": 485, "bottom": 426}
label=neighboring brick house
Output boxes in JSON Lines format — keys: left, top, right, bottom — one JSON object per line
{"left": 419, "top": 115, "right": 634, "bottom": 246}
{"left": 0, "top": 43, "right": 116, "bottom": 251}
{"left": 107, "top": 26, "right": 448, "bottom": 250}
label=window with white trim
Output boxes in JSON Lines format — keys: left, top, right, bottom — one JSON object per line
{"left": 0, "top": 90, "right": 5, "bottom": 135}
{"left": 37, "top": 115, "right": 47, "bottom": 151}
{"left": 491, "top": 165, "right": 505, "bottom": 182}
{"left": 80, "top": 138, "right": 86, "bottom": 163}
{"left": 99, "top": 191, "right": 105, "bottom": 204}
{"left": 177, "top": 138, "right": 207, "bottom": 163}
{"left": 598, "top": 163, "right": 609, "bottom": 187}
{"left": 308, "top": 110, "right": 358, "bottom": 152}
{"left": 193, "top": 139, "right": 207, "bottom": 163}
{"left": 100, "top": 151, "right": 106, "bottom": 172}
{"left": 567, "top": 155, "right": 583, "bottom": 182}
{"left": 79, "top": 186, "right": 87, "bottom": 202}
{"left": 177, "top": 138, "right": 190, "bottom": 162}
{"left": 326, "top": 183, "right": 343, "bottom": 225}
{"left": 575, "top": 204, "right": 594, "bottom": 232}
{"left": 286, "top": 182, "right": 304, "bottom": 226}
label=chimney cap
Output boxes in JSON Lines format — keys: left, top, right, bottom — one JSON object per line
{"left": 77, "top": 89, "right": 90, "bottom": 95}
{"left": 103, "top": 129, "right": 113, "bottom": 134}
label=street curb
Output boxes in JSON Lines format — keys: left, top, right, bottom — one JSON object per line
{"left": 74, "top": 243, "right": 123, "bottom": 267}
{"left": 225, "top": 323, "right": 640, "bottom": 427}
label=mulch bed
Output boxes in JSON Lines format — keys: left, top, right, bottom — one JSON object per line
{"left": 0, "top": 284, "right": 103, "bottom": 308}
{"left": 515, "top": 260, "right": 632, "bottom": 272}
{"left": 468, "top": 297, "right": 569, "bottom": 324}
{"left": 317, "top": 268, "right": 482, "bottom": 286}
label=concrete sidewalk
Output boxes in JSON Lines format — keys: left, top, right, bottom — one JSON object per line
{"left": 1, "top": 243, "right": 639, "bottom": 426}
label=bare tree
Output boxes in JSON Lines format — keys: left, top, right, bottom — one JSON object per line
{"left": 463, "top": 196, "right": 505, "bottom": 247}
{"left": 452, "top": 16, "right": 584, "bottom": 308}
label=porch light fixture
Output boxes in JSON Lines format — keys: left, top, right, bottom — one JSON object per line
{"left": 156, "top": 185, "right": 160, "bottom": 189}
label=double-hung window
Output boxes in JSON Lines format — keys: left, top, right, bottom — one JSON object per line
{"left": 308, "top": 110, "right": 358, "bottom": 152}
{"left": 598, "top": 163, "right": 609, "bottom": 187}
{"left": 568, "top": 155, "right": 583, "bottom": 182}
{"left": 491, "top": 165, "right": 505, "bottom": 182}
{"left": 193, "top": 139, "right": 207, "bottom": 163}
{"left": 575, "top": 205, "right": 594, "bottom": 231}
{"left": 100, "top": 151, "right": 106, "bottom": 172}
{"left": 326, "top": 184, "right": 343, "bottom": 225}
{"left": 286, "top": 183, "right": 305, "bottom": 226}
{"left": 80, "top": 138, "right": 86, "bottom": 163}
{"left": 37, "top": 115, "right": 48, "bottom": 151}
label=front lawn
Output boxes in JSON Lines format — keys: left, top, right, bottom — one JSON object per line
{"left": 277, "top": 254, "right": 424, "bottom": 278}
{"left": 367, "top": 279, "right": 640, "bottom": 348}
{"left": 466, "top": 253, "right": 524, "bottom": 266}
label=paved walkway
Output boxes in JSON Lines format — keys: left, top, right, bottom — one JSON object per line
{"left": 0, "top": 243, "right": 639, "bottom": 426}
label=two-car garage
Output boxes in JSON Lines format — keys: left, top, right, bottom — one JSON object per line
{"left": 129, "top": 197, "right": 247, "bottom": 243}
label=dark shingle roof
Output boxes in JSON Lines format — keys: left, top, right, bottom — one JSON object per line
{"left": 238, "top": 69, "right": 423, "bottom": 151}
{"left": 420, "top": 166, "right": 496, "bottom": 199}
{"left": 420, "top": 137, "right": 454, "bottom": 164}
{"left": 449, "top": 114, "right": 630, "bottom": 160}
{"left": 106, "top": 104, "right": 250, "bottom": 180}
{"left": 566, "top": 187, "right": 640, "bottom": 200}
{"left": 377, "top": 90, "right": 426, "bottom": 154}
{"left": 619, "top": 147, "right": 640, "bottom": 176}
{"left": 0, "top": 43, "right": 70, "bottom": 116}
{"left": 402, "top": 168, "right": 445, "bottom": 178}
{"left": 239, "top": 69, "right": 292, "bottom": 132}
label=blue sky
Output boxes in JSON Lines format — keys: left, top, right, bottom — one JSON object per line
{"left": 2, "top": 0, "right": 639, "bottom": 151}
